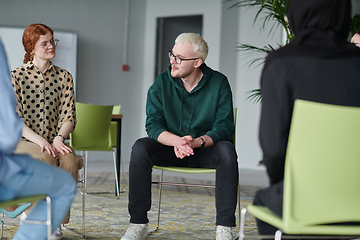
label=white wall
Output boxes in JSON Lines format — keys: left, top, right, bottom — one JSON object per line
{"left": 235, "top": 6, "right": 282, "bottom": 170}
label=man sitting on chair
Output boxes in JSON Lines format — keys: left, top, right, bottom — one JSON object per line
{"left": 121, "top": 33, "right": 238, "bottom": 240}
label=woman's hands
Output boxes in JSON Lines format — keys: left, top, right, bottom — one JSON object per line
{"left": 37, "top": 137, "right": 60, "bottom": 159}
{"left": 51, "top": 122, "right": 74, "bottom": 158}
{"left": 22, "top": 121, "right": 75, "bottom": 159}
{"left": 36, "top": 136, "right": 72, "bottom": 159}
{"left": 53, "top": 136, "right": 73, "bottom": 156}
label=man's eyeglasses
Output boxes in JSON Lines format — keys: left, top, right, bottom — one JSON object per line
{"left": 40, "top": 39, "right": 59, "bottom": 49}
{"left": 168, "top": 51, "right": 199, "bottom": 64}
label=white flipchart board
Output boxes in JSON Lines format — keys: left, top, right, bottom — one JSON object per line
{"left": 0, "top": 26, "right": 78, "bottom": 95}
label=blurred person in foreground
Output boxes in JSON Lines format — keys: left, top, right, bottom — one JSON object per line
{"left": 254, "top": 0, "right": 360, "bottom": 235}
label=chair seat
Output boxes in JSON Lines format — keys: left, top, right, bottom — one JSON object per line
{"left": 71, "top": 146, "right": 113, "bottom": 152}
{"left": 153, "top": 165, "right": 216, "bottom": 174}
{"left": 0, "top": 203, "right": 31, "bottom": 219}
{"left": 247, "top": 204, "right": 360, "bottom": 236}
{"left": 247, "top": 205, "right": 283, "bottom": 230}
{"left": 0, "top": 195, "right": 47, "bottom": 209}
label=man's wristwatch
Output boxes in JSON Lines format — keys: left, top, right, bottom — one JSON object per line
{"left": 200, "top": 137, "right": 206, "bottom": 148}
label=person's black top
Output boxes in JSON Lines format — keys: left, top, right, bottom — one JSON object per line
{"left": 259, "top": 0, "right": 360, "bottom": 185}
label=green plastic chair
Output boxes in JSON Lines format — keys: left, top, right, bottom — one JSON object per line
{"left": 239, "top": 100, "right": 360, "bottom": 240}
{"left": 69, "top": 103, "right": 120, "bottom": 197}
{"left": 152, "top": 108, "right": 239, "bottom": 231}
{"left": 0, "top": 195, "right": 51, "bottom": 239}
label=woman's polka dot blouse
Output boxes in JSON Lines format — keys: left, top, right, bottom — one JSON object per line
{"left": 11, "top": 61, "right": 76, "bottom": 143}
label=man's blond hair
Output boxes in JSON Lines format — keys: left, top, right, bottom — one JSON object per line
{"left": 175, "top": 33, "right": 209, "bottom": 61}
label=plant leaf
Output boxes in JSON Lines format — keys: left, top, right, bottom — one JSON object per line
{"left": 246, "top": 89, "right": 262, "bottom": 103}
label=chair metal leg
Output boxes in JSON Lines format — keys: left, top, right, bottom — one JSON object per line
{"left": 84, "top": 150, "right": 119, "bottom": 196}
{"left": 1, "top": 220, "right": 4, "bottom": 240}
{"left": 84, "top": 151, "right": 88, "bottom": 192}
{"left": 113, "top": 148, "right": 126, "bottom": 197}
{"left": 120, "top": 153, "right": 126, "bottom": 192}
{"left": 275, "top": 230, "right": 283, "bottom": 240}
{"left": 81, "top": 164, "right": 86, "bottom": 237}
{"left": 239, "top": 207, "right": 247, "bottom": 240}
{"left": 156, "top": 170, "right": 164, "bottom": 230}
{"left": 71, "top": 154, "right": 86, "bottom": 238}
{"left": 46, "top": 196, "right": 52, "bottom": 240}
{"left": 112, "top": 151, "right": 120, "bottom": 198}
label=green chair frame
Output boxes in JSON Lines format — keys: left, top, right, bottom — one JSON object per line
{"left": 152, "top": 108, "right": 240, "bottom": 234}
{"left": 240, "top": 100, "right": 360, "bottom": 239}
{"left": 0, "top": 195, "right": 51, "bottom": 240}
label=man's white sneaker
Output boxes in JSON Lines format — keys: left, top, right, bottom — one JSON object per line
{"left": 51, "top": 226, "right": 63, "bottom": 240}
{"left": 216, "top": 225, "right": 232, "bottom": 240}
{"left": 121, "top": 223, "right": 148, "bottom": 240}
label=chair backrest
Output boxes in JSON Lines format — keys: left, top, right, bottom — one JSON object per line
{"left": 283, "top": 100, "right": 360, "bottom": 233}
{"left": 111, "top": 105, "right": 121, "bottom": 147}
{"left": 70, "top": 102, "right": 114, "bottom": 151}
{"left": 112, "top": 105, "right": 121, "bottom": 115}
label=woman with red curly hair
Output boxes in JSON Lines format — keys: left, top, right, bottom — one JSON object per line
{"left": 10, "top": 23, "right": 82, "bottom": 240}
